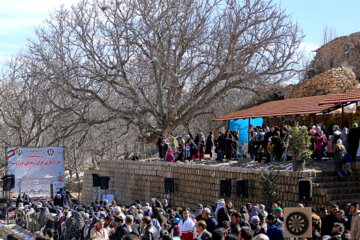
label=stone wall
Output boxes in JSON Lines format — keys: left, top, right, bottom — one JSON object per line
{"left": 284, "top": 67, "right": 359, "bottom": 99}
{"left": 82, "top": 160, "right": 329, "bottom": 210}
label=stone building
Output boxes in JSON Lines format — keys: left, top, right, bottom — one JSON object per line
{"left": 309, "top": 32, "right": 360, "bottom": 80}
{"left": 285, "top": 32, "right": 360, "bottom": 99}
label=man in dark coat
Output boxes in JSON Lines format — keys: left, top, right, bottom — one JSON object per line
{"left": 216, "top": 133, "right": 226, "bottom": 162}
{"left": 250, "top": 216, "right": 265, "bottom": 237}
{"left": 348, "top": 123, "right": 360, "bottom": 162}
{"left": 266, "top": 214, "right": 284, "bottom": 240}
{"left": 142, "top": 216, "right": 157, "bottom": 240}
{"left": 321, "top": 204, "right": 339, "bottom": 236}
{"left": 110, "top": 216, "right": 124, "bottom": 240}
{"left": 115, "top": 215, "right": 139, "bottom": 240}
{"left": 194, "top": 220, "right": 212, "bottom": 240}
{"left": 201, "top": 208, "right": 218, "bottom": 234}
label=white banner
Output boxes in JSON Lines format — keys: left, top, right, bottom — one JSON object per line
{"left": 7, "top": 147, "right": 65, "bottom": 198}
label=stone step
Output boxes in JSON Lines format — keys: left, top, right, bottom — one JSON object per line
{"left": 316, "top": 181, "right": 360, "bottom": 188}
{"left": 313, "top": 175, "right": 360, "bottom": 183}
{"left": 328, "top": 193, "right": 360, "bottom": 201}
{"left": 326, "top": 187, "right": 360, "bottom": 194}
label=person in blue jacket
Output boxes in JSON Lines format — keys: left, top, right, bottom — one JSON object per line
{"left": 266, "top": 214, "right": 284, "bottom": 240}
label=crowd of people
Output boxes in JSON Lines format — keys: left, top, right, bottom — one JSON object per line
{"left": 157, "top": 130, "right": 240, "bottom": 163}
{"left": 12, "top": 192, "right": 360, "bottom": 240}
{"left": 248, "top": 123, "right": 360, "bottom": 176}
{"left": 156, "top": 122, "right": 360, "bottom": 177}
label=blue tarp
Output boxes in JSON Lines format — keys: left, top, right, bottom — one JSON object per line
{"left": 229, "top": 118, "right": 263, "bottom": 154}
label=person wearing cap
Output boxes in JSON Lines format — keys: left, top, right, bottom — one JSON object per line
{"left": 201, "top": 207, "right": 218, "bottom": 234}
{"left": 265, "top": 214, "right": 284, "bottom": 240}
{"left": 194, "top": 220, "right": 212, "bottom": 240}
{"left": 250, "top": 216, "right": 265, "bottom": 237}
{"left": 273, "top": 207, "right": 283, "bottom": 223}
{"left": 336, "top": 209, "right": 350, "bottom": 231}
{"left": 350, "top": 202, "right": 360, "bottom": 240}
{"left": 178, "top": 208, "right": 195, "bottom": 240}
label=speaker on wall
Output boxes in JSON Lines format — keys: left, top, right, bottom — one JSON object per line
{"left": 236, "top": 179, "right": 248, "bottom": 198}
{"left": 92, "top": 174, "right": 101, "bottom": 187}
{"left": 299, "top": 179, "right": 312, "bottom": 201}
{"left": 220, "top": 179, "right": 231, "bottom": 197}
{"left": 2, "top": 174, "right": 15, "bottom": 191}
{"left": 164, "top": 178, "right": 174, "bottom": 193}
{"left": 100, "top": 176, "right": 110, "bottom": 190}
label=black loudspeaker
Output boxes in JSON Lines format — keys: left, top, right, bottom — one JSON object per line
{"left": 220, "top": 179, "right": 231, "bottom": 197}
{"left": 100, "top": 176, "right": 110, "bottom": 190}
{"left": 92, "top": 174, "right": 101, "bottom": 187}
{"left": 299, "top": 179, "right": 312, "bottom": 201}
{"left": 2, "top": 174, "right": 15, "bottom": 191}
{"left": 164, "top": 178, "right": 174, "bottom": 193}
{"left": 236, "top": 179, "right": 248, "bottom": 198}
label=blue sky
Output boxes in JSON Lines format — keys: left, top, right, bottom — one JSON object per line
{"left": 277, "top": 0, "right": 360, "bottom": 51}
{"left": 0, "top": 0, "right": 359, "bottom": 66}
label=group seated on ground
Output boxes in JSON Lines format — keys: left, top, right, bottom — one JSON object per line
{"left": 14, "top": 191, "right": 360, "bottom": 240}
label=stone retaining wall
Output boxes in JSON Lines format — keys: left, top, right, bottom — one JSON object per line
{"left": 284, "top": 67, "right": 358, "bottom": 99}
{"left": 81, "top": 160, "right": 329, "bottom": 210}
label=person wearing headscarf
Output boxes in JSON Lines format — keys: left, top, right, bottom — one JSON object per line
{"left": 216, "top": 206, "right": 230, "bottom": 228}
{"left": 248, "top": 205, "right": 260, "bottom": 220}
{"left": 258, "top": 204, "right": 268, "bottom": 218}
{"left": 38, "top": 207, "right": 51, "bottom": 229}
{"left": 193, "top": 204, "right": 203, "bottom": 221}
{"left": 240, "top": 206, "right": 250, "bottom": 224}
{"left": 215, "top": 200, "right": 225, "bottom": 218}
{"left": 152, "top": 207, "right": 167, "bottom": 229}
{"left": 205, "top": 132, "right": 215, "bottom": 159}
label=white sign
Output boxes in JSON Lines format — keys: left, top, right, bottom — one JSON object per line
{"left": 7, "top": 147, "right": 65, "bottom": 198}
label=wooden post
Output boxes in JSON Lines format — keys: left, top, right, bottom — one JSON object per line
{"left": 248, "top": 118, "right": 251, "bottom": 144}
{"left": 341, "top": 104, "right": 344, "bottom": 128}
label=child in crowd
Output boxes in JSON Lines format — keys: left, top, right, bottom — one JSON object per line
{"left": 166, "top": 149, "right": 175, "bottom": 162}
{"left": 327, "top": 135, "right": 333, "bottom": 159}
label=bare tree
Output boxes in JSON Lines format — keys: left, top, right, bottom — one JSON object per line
{"left": 21, "top": 0, "right": 303, "bottom": 143}
{"left": 322, "top": 25, "right": 337, "bottom": 45}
